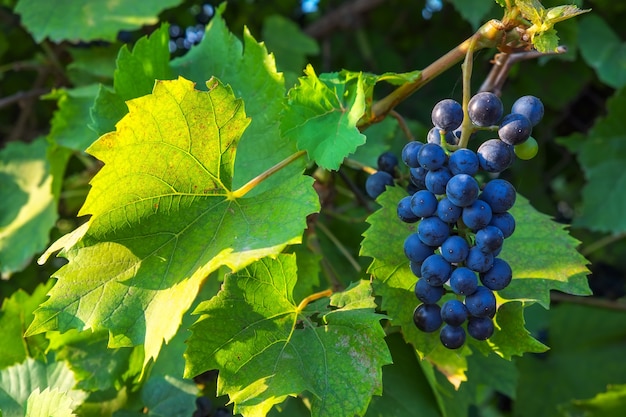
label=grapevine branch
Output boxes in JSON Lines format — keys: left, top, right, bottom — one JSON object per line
{"left": 296, "top": 288, "right": 333, "bottom": 312}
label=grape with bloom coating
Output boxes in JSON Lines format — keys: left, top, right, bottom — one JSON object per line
{"left": 431, "top": 99, "right": 463, "bottom": 131}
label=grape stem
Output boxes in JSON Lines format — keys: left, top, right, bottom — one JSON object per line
{"left": 296, "top": 288, "right": 333, "bottom": 312}
{"left": 358, "top": 19, "right": 507, "bottom": 131}
{"left": 456, "top": 35, "right": 480, "bottom": 150}
{"left": 229, "top": 150, "right": 307, "bottom": 199}
{"left": 389, "top": 110, "right": 415, "bottom": 141}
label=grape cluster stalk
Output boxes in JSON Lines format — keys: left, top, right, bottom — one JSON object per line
{"left": 367, "top": 92, "right": 544, "bottom": 349}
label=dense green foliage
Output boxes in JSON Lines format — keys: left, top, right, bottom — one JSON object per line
{"left": 0, "top": 0, "right": 625, "bottom": 416}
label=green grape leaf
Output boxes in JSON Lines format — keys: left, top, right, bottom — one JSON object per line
{"left": 262, "top": 14, "right": 319, "bottom": 85}
{"left": 364, "top": 333, "right": 440, "bottom": 417}
{"left": 91, "top": 24, "right": 173, "bottom": 136}
{"left": 28, "top": 78, "right": 319, "bottom": 371}
{"left": 185, "top": 254, "right": 391, "bottom": 417}
{"left": 515, "top": 304, "right": 626, "bottom": 416}
{"left": 0, "top": 358, "right": 87, "bottom": 417}
{"left": 0, "top": 281, "right": 53, "bottom": 369}
{"left": 578, "top": 15, "right": 626, "bottom": 89}
{"left": 24, "top": 388, "right": 75, "bottom": 417}
{"left": 66, "top": 45, "right": 118, "bottom": 85}
{"left": 281, "top": 65, "right": 367, "bottom": 171}
{"left": 448, "top": 0, "right": 497, "bottom": 29}
{"left": 498, "top": 194, "right": 591, "bottom": 307}
{"left": 487, "top": 302, "right": 547, "bottom": 359}
{"left": 559, "top": 384, "right": 626, "bottom": 417}
{"left": 45, "top": 85, "right": 100, "bottom": 151}
{"left": 13, "top": 0, "right": 182, "bottom": 43}
{"left": 532, "top": 28, "right": 560, "bottom": 53}
{"left": 0, "top": 138, "right": 64, "bottom": 276}
{"left": 172, "top": 7, "right": 301, "bottom": 196}
{"left": 114, "top": 376, "right": 197, "bottom": 417}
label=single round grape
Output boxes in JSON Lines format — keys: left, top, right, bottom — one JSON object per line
{"left": 410, "top": 190, "right": 438, "bottom": 217}
{"left": 464, "top": 286, "right": 497, "bottom": 318}
{"left": 468, "top": 91, "right": 503, "bottom": 127}
{"left": 475, "top": 225, "right": 504, "bottom": 254}
{"left": 413, "top": 303, "right": 443, "bottom": 332}
{"left": 462, "top": 200, "right": 493, "bottom": 231}
{"left": 449, "top": 267, "right": 479, "bottom": 296}
{"left": 440, "top": 324, "right": 466, "bottom": 349}
{"left": 365, "top": 171, "right": 394, "bottom": 199}
{"left": 440, "top": 235, "right": 470, "bottom": 263}
{"left": 480, "top": 179, "right": 516, "bottom": 213}
{"left": 427, "top": 127, "right": 458, "bottom": 145}
{"left": 437, "top": 197, "right": 463, "bottom": 224}
{"left": 448, "top": 148, "right": 479, "bottom": 176}
{"left": 466, "top": 246, "right": 494, "bottom": 273}
{"left": 440, "top": 299, "right": 469, "bottom": 326}
{"left": 420, "top": 254, "right": 452, "bottom": 286}
{"left": 425, "top": 167, "right": 453, "bottom": 195}
{"left": 402, "top": 141, "right": 424, "bottom": 168}
{"left": 377, "top": 151, "right": 399, "bottom": 175}
{"left": 409, "top": 167, "right": 428, "bottom": 190}
{"left": 397, "top": 196, "right": 420, "bottom": 223}
{"left": 417, "top": 216, "right": 450, "bottom": 246}
{"left": 409, "top": 260, "right": 423, "bottom": 278}
{"left": 498, "top": 113, "right": 532, "bottom": 146}
{"left": 489, "top": 212, "right": 516, "bottom": 238}
{"left": 418, "top": 143, "right": 447, "bottom": 170}
{"left": 446, "top": 174, "right": 479, "bottom": 207}
{"left": 404, "top": 233, "right": 435, "bottom": 263}
{"left": 514, "top": 136, "right": 539, "bottom": 160}
{"left": 467, "top": 316, "right": 495, "bottom": 340}
{"left": 477, "top": 139, "right": 515, "bottom": 173}
{"left": 480, "top": 258, "right": 513, "bottom": 290}
{"left": 431, "top": 98, "right": 463, "bottom": 131}
{"left": 511, "top": 95, "right": 544, "bottom": 126}
{"left": 414, "top": 278, "right": 445, "bottom": 304}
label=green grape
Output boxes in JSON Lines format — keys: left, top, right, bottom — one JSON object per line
{"left": 514, "top": 136, "right": 538, "bottom": 160}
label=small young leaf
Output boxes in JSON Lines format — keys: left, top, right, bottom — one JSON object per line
{"left": 281, "top": 65, "right": 367, "bottom": 171}
{"left": 185, "top": 254, "right": 391, "bottom": 417}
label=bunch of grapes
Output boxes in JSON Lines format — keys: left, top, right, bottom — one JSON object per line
{"left": 395, "top": 92, "right": 543, "bottom": 349}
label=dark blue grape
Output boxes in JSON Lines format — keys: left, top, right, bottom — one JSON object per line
{"left": 468, "top": 92, "right": 503, "bottom": 127}
{"left": 417, "top": 216, "right": 450, "bottom": 246}
{"left": 413, "top": 303, "right": 443, "bottom": 332}
{"left": 425, "top": 167, "right": 452, "bottom": 195}
{"left": 440, "top": 235, "right": 470, "bottom": 263}
{"left": 404, "top": 233, "right": 435, "bottom": 263}
{"left": 410, "top": 190, "right": 438, "bottom": 217}
{"left": 440, "top": 299, "right": 468, "bottom": 326}
{"left": 410, "top": 260, "right": 423, "bottom": 278}
{"left": 420, "top": 254, "right": 452, "bottom": 286}
{"left": 480, "top": 258, "right": 513, "bottom": 290}
{"left": 479, "top": 179, "right": 516, "bottom": 213}
{"left": 448, "top": 148, "right": 479, "bottom": 176}
{"left": 489, "top": 212, "right": 516, "bottom": 238}
{"left": 418, "top": 143, "right": 447, "bottom": 170}
{"left": 427, "top": 127, "right": 458, "bottom": 145}
{"left": 437, "top": 197, "right": 463, "bottom": 224}
{"left": 462, "top": 200, "right": 493, "bottom": 231}
{"left": 409, "top": 167, "right": 428, "bottom": 190}
{"left": 397, "top": 196, "right": 420, "bottom": 223}
{"left": 414, "top": 279, "right": 445, "bottom": 304}
{"left": 450, "top": 267, "right": 479, "bottom": 295}
{"left": 465, "top": 286, "right": 496, "bottom": 317}
{"left": 511, "top": 95, "right": 544, "bottom": 127}
{"left": 402, "top": 141, "right": 423, "bottom": 168}
{"left": 446, "top": 174, "right": 479, "bottom": 207}
{"left": 499, "top": 113, "right": 532, "bottom": 146}
{"left": 365, "top": 171, "right": 394, "bottom": 199}
{"left": 440, "top": 324, "right": 466, "bottom": 349}
{"left": 377, "top": 151, "right": 399, "bottom": 175}
{"left": 475, "top": 225, "right": 504, "bottom": 254}
{"left": 466, "top": 246, "right": 494, "bottom": 273}
{"left": 431, "top": 99, "right": 463, "bottom": 131}
{"left": 467, "top": 316, "right": 494, "bottom": 340}
{"left": 477, "top": 139, "right": 514, "bottom": 173}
